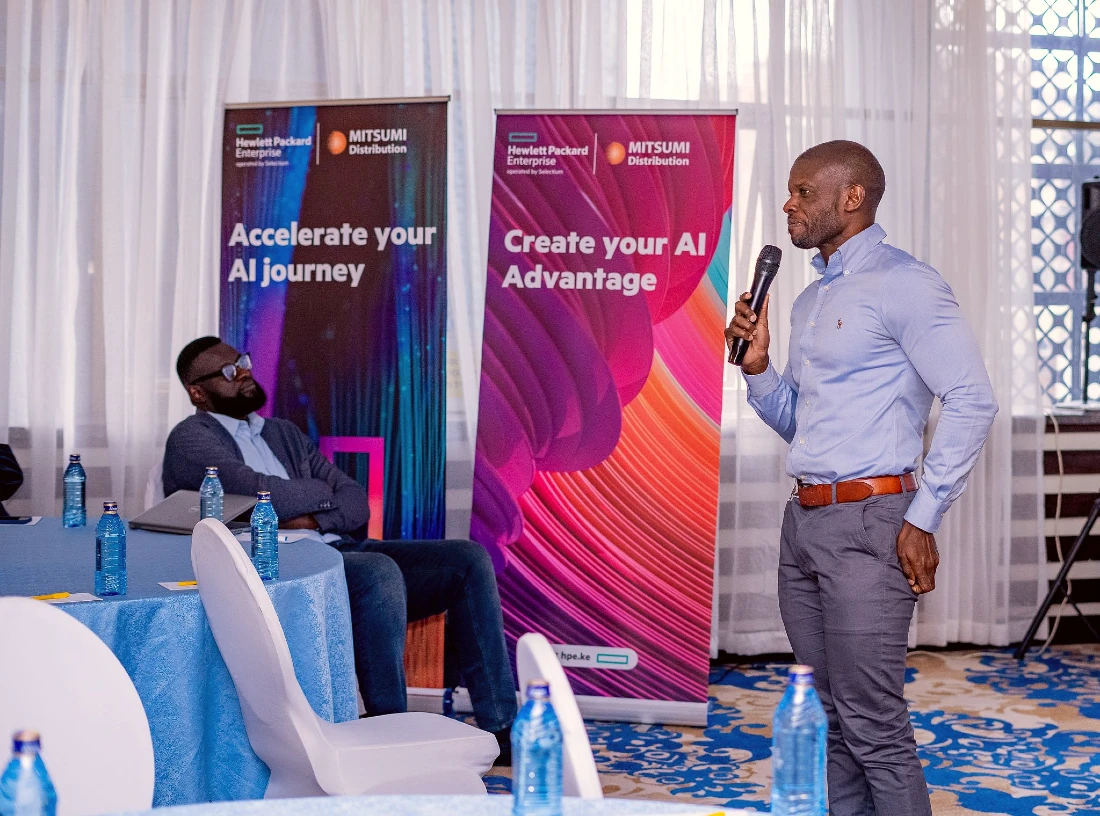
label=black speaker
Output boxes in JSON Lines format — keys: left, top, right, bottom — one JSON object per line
{"left": 1082, "top": 180, "right": 1100, "bottom": 270}
{"left": 1081, "top": 180, "right": 1100, "bottom": 401}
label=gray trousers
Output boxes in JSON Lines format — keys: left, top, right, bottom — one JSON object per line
{"left": 778, "top": 492, "right": 932, "bottom": 816}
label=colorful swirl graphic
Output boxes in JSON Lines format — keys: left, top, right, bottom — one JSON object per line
{"left": 472, "top": 113, "right": 735, "bottom": 703}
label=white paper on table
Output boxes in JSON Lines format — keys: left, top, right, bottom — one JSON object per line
{"left": 158, "top": 581, "right": 198, "bottom": 591}
{"left": 234, "top": 530, "right": 323, "bottom": 544}
{"left": 46, "top": 593, "right": 101, "bottom": 604}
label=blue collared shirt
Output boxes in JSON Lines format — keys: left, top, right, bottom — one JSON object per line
{"left": 744, "top": 223, "right": 998, "bottom": 533}
{"left": 208, "top": 412, "right": 291, "bottom": 481}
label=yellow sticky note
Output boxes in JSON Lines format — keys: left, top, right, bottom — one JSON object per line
{"left": 32, "top": 592, "right": 70, "bottom": 601}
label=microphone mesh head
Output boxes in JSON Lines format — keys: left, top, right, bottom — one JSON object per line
{"left": 758, "top": 244, "right": 782, "bottom": 265}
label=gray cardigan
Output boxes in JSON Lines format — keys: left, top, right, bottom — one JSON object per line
{"left": 162, "top": 412, "right": 369, "bottom": 537}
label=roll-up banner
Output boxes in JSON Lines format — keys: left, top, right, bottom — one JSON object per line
{"left": 221, "top": 98, "right": 448, "bottom": 540}
{"left": 471, "top": 111, "right": 736, "bottom": 725}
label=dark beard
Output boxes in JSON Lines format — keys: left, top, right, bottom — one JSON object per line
{"left": 792, "top": 198, "right": 845, "bottom": 249}
{"left": 208, "top": 381, "right": 267, "bottom": 417}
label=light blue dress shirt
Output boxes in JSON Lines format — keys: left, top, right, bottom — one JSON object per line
{"left": 209, "top": 412, "right": 291, "bottom": 480}
{"left": 744, "top": 223, "right": 998, "bottom": 533}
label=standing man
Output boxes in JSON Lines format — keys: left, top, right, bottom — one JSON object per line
{"left": 724, "top": 140, "right": 997, "bottom": 816}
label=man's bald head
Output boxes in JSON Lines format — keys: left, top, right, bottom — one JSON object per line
{"left": 784, "top": 140, "right": 885, "bottom": 256}
{"left": 795, "top": 140, "right": 886, "bottom": 215}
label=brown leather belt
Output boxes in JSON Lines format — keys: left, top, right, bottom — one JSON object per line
{"left": 796, "top": 473, "right": 918, "bottom": 508}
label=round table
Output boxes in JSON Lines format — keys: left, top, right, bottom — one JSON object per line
{"left": 0, "top": 519, "right": 358, "bottom": 806}
{"left": 115, "top": 794, "right": 747, "bottom": 815}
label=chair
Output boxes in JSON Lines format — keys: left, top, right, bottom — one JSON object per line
{"left": 516, "top": 632, "right": 602, "bottom": 799}
{"left": 190, "top": 518, "right": 497, "bottom": 798}
{"left": 143, "top": 460, "right": 164, "bottom": 510}
{"left": 0, "top": 597, "right": 155, "bottom": 816}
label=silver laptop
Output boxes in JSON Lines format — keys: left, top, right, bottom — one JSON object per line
{"left": 129, "top": 489, "right": 257, "bottom": 534}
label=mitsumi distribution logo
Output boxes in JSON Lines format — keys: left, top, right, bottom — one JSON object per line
{"left": 607, "top": 139, "right": 690, "bottom": 167}
{"left": 328, "top": 127, "right": 408, "bottom": 157}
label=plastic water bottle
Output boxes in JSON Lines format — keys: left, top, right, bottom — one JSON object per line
{"left": 94, "top": 501, "right": 127, "bottom": 597}
{"left": 512, "top": 679, "right": 562, "bottom": 816}
{"left": 199, "top": 466, "right": 224, "bottom": 521}
{"left": 0, "top": 730, "right": 57, "bottom": 816}
{"left": 61, "top": 454, "right": 86, "bottom": 528}
{"left": 771, "top": 665, "right": 828, "bottom": 816}
{"left": 250, "top": 490, "right": 279, "bottom": 580}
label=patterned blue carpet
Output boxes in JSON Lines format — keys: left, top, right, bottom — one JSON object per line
{"left": 486, "top": 646, "right": 1100, "bottom": 814}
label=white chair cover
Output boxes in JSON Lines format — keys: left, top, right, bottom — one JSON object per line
{"left": 516, "top": 632, "right": 603, "bottom": 798}
{"left": 0, "top": 596, "right": 155, "bottom": 816}
{"left": 190, "top": 518, "right": 497, "bottom": 798}
{"left": 143, "top": 461, "right": 164, "bottom": 510}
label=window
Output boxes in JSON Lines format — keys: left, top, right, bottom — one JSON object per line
{"left": 1031, "top": 0, "right": 1100, "bottom": 402}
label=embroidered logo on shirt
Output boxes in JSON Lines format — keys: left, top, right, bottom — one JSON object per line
{"left": 837, "top": 318, "right": 842, "bottom": 329}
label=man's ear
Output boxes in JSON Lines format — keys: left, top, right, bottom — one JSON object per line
{"left": 843, "top": 183, "right": 867, "bottom": 213}
{"left": 186, "top": 385, "right": 207, "bottom": 409}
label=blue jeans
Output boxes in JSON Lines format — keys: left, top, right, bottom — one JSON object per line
{"left": 338, "top": 537, "right": 517, "bottom": 733}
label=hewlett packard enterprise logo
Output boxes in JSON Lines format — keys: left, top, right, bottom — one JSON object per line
{"left": 233, "top": 122, "right": 311, "bottom": 161}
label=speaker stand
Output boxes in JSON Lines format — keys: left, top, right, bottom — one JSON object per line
{"left": 1084, "top": 267, "right": 1098, "bottom": 403}
{"left": 1015, "top": 494, "right": 1100, "bottom": 659}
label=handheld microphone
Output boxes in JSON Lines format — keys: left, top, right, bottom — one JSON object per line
{"left": 729, "top": 244, "right": 783, "bottom": 366}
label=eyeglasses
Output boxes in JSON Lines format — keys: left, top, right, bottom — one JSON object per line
{"left": 189, "top": 353, "right": 252, "bottom": 385}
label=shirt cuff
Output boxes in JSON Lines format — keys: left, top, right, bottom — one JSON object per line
{"left": 903, "top": 485, "right": 946, "bottom": 534}
{"left": 743, "top": 361, "right": 783, "bottom": 399}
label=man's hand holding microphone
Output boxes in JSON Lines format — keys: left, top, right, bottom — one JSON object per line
{"left": 724, "top": 292, "right": 771, "bottom": 375}
{"left": 725, "top": 245, "right": 781, "bottom": 375}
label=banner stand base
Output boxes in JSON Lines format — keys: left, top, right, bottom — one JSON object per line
{"left": 407, "top": 687, "right": 708, "bottom": 727}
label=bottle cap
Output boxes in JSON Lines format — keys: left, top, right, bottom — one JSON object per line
{"left": 103, "top": 501, "right": 118, "bottom": 513}
{"left": 11, "top": 730, "right": 41, "bottom": 754}
{"left": 256, "top": 490, "right": 271, "bottom": 501}
{"left": 69, "top": 454, "right": 80, "bottom": 463}
{"left": 788, "top": 664, "right": 815, "bottom": 685}
{"left": 525, "top": 679, "right": 551, "bottom": 700}
{"left": 205, "top": 466, "right": 219, "bottom": 476}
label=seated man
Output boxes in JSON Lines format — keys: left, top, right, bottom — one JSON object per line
{"left": 163, "top": 337, "right": 517, "bottom": 760}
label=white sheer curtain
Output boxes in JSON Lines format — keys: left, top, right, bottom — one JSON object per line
{"left": 0, "top": 0, "right": 1042, "bottom": 650}
{"left": 0, "top": 0, "right": 239, "bottom": 516}
{"left": 707, "top": 0, "right": 1045, "bottom": 652}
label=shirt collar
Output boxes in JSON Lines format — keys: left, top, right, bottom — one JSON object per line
{"left": 208, "top": 411, "right": 264, "bottom": 439}
{"left": 809, "top": 223, "right": 887, "bottom": 280}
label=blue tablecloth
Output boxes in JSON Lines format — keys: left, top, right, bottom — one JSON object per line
{"left": 0, "top": 519, "right": 358, "bottom": 806}
{"left": 115, "top": 794, "right": 748, "bottom": 815}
